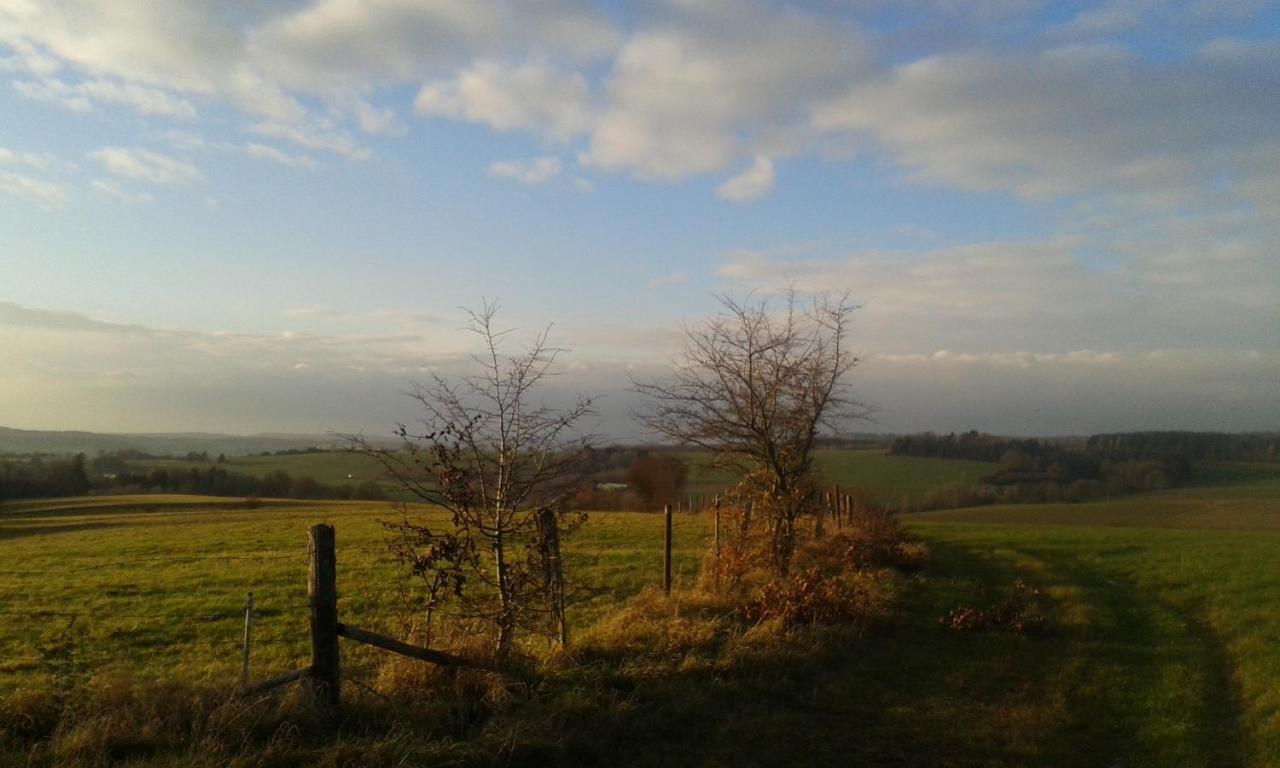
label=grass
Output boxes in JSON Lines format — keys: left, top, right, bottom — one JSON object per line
{"left": 0, "top": 498, "right": 709, "bottom": 692}
{"left": 911, "top": 461, "right": 1280, "bottom": 530}
{"left": 5, "top": 460, "right": 1280, "bottom": 766}
{"left": 896, "top": 522, "right": 1280, "bottom": 766}
{"left": 132, "top": 452, "right": 389, "bottom": 486}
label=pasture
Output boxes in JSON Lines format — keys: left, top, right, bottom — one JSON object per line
{"left": 0, "top": 498, "right": 710, "bottom": 692}
{"left": 130, "top": 447, "right": 998, "bottom": 504}
{"left": 2, "top": 458, "right": 1279, "bottom": 766}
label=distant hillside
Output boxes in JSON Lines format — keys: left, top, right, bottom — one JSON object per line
{"left": 0, "top": 426, "right": 401, "bottom": 457}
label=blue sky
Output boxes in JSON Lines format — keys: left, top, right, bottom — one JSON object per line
{"left": 1, "top": 0, "right": 1277, "bottom": 438}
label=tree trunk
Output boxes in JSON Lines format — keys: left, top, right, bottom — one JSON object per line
{"left": 493, "top": 528, "right": 514, "bottom": 664}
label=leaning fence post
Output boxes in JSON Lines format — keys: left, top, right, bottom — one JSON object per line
{"left": 308, "top": 524, "right": 340, "bottom": 715}
{"left": 663, "top": 503, "right": 673, "bottom": 595}
{"left": 241, "top": 592, "right": 254, "bottom": 687}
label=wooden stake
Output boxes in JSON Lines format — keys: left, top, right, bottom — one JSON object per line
{"left": 663, "top": 503, "right": 673, "bottom": 595}
{"left": 308, "top": 524, "right": 340, "bottom": 715}
{"left": 241, "top": 592, "right": 253, "bottom": 687}
{"left": 713, "top": 495, "right": 721, "bottom": 592}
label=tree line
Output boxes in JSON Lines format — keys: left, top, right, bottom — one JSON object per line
{"left": 893, "top": 429, "right": 1278, "bottom": 465}
{"left": 890, "top": 429, "right": 1279, "bottom": 507}
{"left": 0, "top": 453, "right": 386, "bottom": 502}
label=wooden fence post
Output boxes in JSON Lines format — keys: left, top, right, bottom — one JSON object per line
{"left": 241, "top": 592, "right": 253, "bottom": 687}
{"left": 537, "top": 509, "right": 567, "bottom": 648}
{"left": 308, "top": 524, "right": 340, "bottom": 715}
{"left": 663, "top": 503, "right": 673, "bottom": 595}
{"left": 712, "top": 495, "right": 721, "bottom": 592}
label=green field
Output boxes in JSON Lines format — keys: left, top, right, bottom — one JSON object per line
{"left": 4, "top": 458, "right": 1280, "bottom": 765}
{"left": 0, "top": 498, "right": 709, "bottom": 692}
{"left": 133, "top": 452, "right": 390, "bottom": 487}
{"left": 133, "top": 446, "right": 996, "bottom": 503}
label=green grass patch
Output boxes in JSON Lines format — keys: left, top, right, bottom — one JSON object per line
{"left": 0, "top": 498, "right": 708, "bottom": 692}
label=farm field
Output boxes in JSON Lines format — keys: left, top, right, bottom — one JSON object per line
{"left": 0, "top": 497, "right": 711, "bottom": 692}
{"left": 2, "top": 462, "right": 1279, "bottom": 765}
{"left": 131, "top": 452, "right": 390, "bottom": 487}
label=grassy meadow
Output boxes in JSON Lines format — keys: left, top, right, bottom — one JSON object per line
{"left": 129, "top": 446, "right": 997, "bottom": 504}
{"left": 2, "top": 454, "right": 1280, "bottom": 765}
{"left": 0, "top": 498, "right": 710, "bottom": 693}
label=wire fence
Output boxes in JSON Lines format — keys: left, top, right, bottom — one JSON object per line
{"left": 0, "top": 545, "right": 419, "bottom": 688}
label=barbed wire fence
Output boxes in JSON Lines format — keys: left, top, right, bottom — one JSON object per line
{"left": 0, "top": 542, "right": 425, "bottom": 695}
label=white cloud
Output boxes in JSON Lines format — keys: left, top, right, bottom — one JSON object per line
{"left": 250, "top": 119, "right": 370, "bottom": 161}
{"left": 13, "top": 78, "right": 90, "bottom": 112}
{"left": 0, "top": 39, "right": 63, "bottom": 76}
{"left": 15, "top": 76, "right": 197, "bottom": 118}
{"left": 246, "top": 0, "right": 619, "bottom": 91}
{"left": 0, "top": 146, "right": 76, "bottom": 173}
{"left": 0, "top": 1, "right": 239, "bottom": 93}
{"left": 487, "top": 157, "right": 561, "bottom": 185}
{"left": 813, "top": 44, "right": 1280, "bottom": 210}
{"left": 90, "top": 178, "right": 153, "bottom": 203}
{"left": 0, "top": 170, "right": 65, "bottom": 209}
{"left": 716, "top": 155, "right": 774, "bottom": 202}
{"left": 717, "top": 220, "right": 1278, "bottom": 356}
{"left": 89, "top": 146, "right": 203, "bottom": 185}
{"left": 78, "top": 78, "right": 197, "bottom": 118}
{"left": 415, "top": 60, "right": 593, "bottom": 141}
{"left": 243, "top": 142, "right": 317, "bottom": 169}
{"left": 346, "top": 97, "right": 401, "bottom": 135}
{"left": 584, "top": 3, "right": 871, "bottom": 181}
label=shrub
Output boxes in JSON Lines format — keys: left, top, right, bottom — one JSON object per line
{"left": 941, "top": 579, "right": 1048, "bottom": 634}
{"left": 742, "top": 568, "right": 881, "bottom": 630}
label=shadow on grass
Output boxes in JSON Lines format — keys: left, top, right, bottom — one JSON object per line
{"left": 491, "top": 536, "right": 1246, "bottom": 768}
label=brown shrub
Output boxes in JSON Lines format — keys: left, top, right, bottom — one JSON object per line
{"left": 941, "top": 579, "right": 1048, "bottom": 634}
{"left": 740, "top": 568, "right": 881, "bottom": 630}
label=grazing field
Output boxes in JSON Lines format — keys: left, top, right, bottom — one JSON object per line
{"left": 0, "top": 497, "right": 709, "bottom": 692}
{"left": 895, "top": 463, "right": 1280, "bottom": 766}
{"left": 4, "top": 463, "right": 1280, "bottom": 766}
{"left": 132, "top": 452, "right": 389, "bottom": 486}
{"left": 911, "top": 460, "right": 1280, "bottom": 530}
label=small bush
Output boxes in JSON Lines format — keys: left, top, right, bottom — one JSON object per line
{"left": 741, "top": 568, "right": 881, "bottom": 630}
{"left": 941, "top": 579, "right": 1048, "bottom": 634}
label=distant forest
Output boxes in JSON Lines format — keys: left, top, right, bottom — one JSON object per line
{"left": 3, "top": 431, "right": 1276, "bottom": 507}
{"left": 0, "top": 452, "right": 387, "bottom": 503}
{"left": 891, "top": 430, "right": 1279, "bottom": 506}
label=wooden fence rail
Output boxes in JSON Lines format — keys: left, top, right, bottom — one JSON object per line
{"left": 236, "top": 523, "right": 498, "bottom": 715}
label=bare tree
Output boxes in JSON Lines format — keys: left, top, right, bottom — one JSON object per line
{"left": 635, "top": 290, "right": 863, "bottom": 574}
{"left": 353, "top": 302, "right": 596, "bottom": 664}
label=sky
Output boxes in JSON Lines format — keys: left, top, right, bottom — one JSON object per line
{"left": 0, "top": 0, "right": 1277, "bottom": 440}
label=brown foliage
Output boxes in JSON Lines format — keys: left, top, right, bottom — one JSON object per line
{"left": 941, "top": 580, "right": 1048, "bottom": 634}
{"left": 624, "top": 453, "right": 687, "bottom": 511}
{"left": 742, "top": 568, "right": 880, "bottom": 630}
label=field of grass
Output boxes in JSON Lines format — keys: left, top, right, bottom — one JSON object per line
{"left": 131, "top": 447, "right": 996, "bottom": 506}
{"left": 133, "top": 452, "right": 389, "bottom": 487}
{"left": 911, "top": 461, "right": 1280, "bottom": 530}
{"left": 0, "top": 497, "right": 709, "bottom": 692}
{"left": 5, "top": 461, "right": 1280, "bottom": 766}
